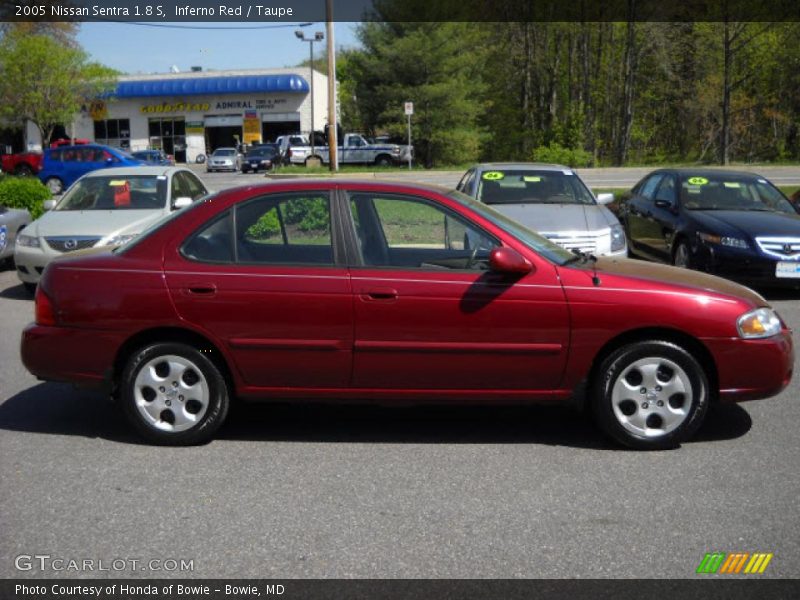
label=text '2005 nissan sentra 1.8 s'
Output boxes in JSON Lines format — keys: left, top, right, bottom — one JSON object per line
{"left": 20, "top": 181, "right": 793, "bottom": 449}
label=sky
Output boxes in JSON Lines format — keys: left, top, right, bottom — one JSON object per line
{"left": 76, "top": 21, "right": 360, "bottom": 74}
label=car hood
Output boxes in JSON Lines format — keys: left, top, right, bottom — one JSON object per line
{"left": 27, "top": 209, "right": 167, "bottom": 239}
{"left": 691, "top": 209, "right": 800, "bottom": 238}
{"left": 585, "top": 255, "right": 766, "bottom": 306}
{"left": 490, "top": 203, "right": 616, "bottom": 233}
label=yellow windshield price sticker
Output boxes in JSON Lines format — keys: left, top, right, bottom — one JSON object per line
{"left": 482, "top": 171, "right": 505, "bottom": 181}
{"left": 109, "top": 180, "right": 128, "bottom": 186}
{"left": 523, "top": 176, "right": 542, "bottom": 182}
{"left": 724, "top": 182, "right": 741, "bottom": 188}
{"left": 687, "top": 177, "right": 708, "bottom": 185}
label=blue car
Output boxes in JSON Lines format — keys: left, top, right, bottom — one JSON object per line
{"left": 38, "top": 145, "right": 145, "bottom": 195}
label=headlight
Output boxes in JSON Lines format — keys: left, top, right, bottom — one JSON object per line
{"left": 16, "top": 234, "right": 40, "bottom": 248}
{"left": 698, "top": 232, "right": 749, "bottom": 249}
{"left": 610, "top": 224, "right": 626, "bottom": 252}
{"left": 100, "top": 234, "right": 138, "bottom": 247}
{"left": 737, "top": 307, "right": 783, "bottom": 339}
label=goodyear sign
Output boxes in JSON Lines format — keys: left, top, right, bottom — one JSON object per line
{"left": 140, "top": 102, "right": 210, "bottom": 114}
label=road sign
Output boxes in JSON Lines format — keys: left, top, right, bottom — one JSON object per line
{"left": 404, "top": 102, "right": 414, "bottom": 116}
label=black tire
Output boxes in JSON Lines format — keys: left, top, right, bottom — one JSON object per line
{"left": 14, "top": 164, "right": 33, "bottom": 177}
{"left": 374, "top": 155, "right": 393, "bottom": 167}
{"left": 120, "top": 342, "right": 230, "bottom": 445}
{"left": 672, "top": 240, "right": 692, "bottom": 268}
{"left": 241, "top": 166, "right": 249, "bottom": 174}
{"left": 592, "top": 340, "right": 709, "bottom": 450}
{"left": 45, "top": 177, "right": 63, "bottom": 195}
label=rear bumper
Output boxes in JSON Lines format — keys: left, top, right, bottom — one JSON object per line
{"left": 703, "top": 330, "right": 794, "bottom": 402}
{"left": 20, "top": 323, "right": 124, "bottom": 391}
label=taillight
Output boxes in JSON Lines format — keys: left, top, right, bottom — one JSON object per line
{"left": 286, "top": 148, "right": 292, "bottom": 158}
{"left": 35, "top": 286, "right": 56, "bottom": 326}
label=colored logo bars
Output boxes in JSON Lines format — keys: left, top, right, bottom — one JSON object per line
{"left": 696, "top": 552, "right": 773, "bottom": 574}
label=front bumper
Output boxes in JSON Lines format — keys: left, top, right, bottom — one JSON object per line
{"left": 693, "top": 243, "right": 800, "bottom": 287}
{"left": 703, "top": 330, "right": 794, "bottom": 402}
{"left": 14, "top": 243, "right": 57, "bottom": 285}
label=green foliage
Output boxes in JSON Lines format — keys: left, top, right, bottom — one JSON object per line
{"left": 246, "top": 210, "right": 280, "bottom": 240}
{"left": 531, "top": 143, "right": 593, "bottom": 168}
{"left": 283, "top": 198, "right": 329, "bottom": 232}
{"left": 349, "top": 21, "right": 489, "bottom": 167}
{"left": 0, "top": 177, "right": 51, "bottom": 220}
{"left": 0, "top": 32, "right": 117, "bottom": 144}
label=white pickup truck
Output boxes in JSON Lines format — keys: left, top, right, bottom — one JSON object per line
{"left": 288, "top": 133, "right": 412, "bottom": 167}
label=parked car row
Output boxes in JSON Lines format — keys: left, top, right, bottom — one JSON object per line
{"left": 6, "top": 151, "right": 797, "bottom": 449}
{"left": 19, "top": 179, "right": 793, "bottom": 449}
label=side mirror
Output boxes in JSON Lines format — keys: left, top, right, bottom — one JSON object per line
{"left": 596, "top": 192, "right": 615, "bottom": 205}
{"left": 172, "top": 197, "right": 192, "bottom": 210}
{"left": 654, "top": 199, "right": 672, "bottom": 209}
{"left": 489, "top": 247, "right": 533, "bottom": 275}
{"left": 43, "top": 199, "right": 57, "bottom": 211}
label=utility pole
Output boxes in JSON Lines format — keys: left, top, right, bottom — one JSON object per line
{"left": 326, "top": 0, "right": 338, "bottom": 171}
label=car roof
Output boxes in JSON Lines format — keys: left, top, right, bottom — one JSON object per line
{"left": 472, "top": 162, "right": 572, "bottom": 171}
{"left": 82, "top": 166, "right": 189, "bottom": 178}
{"left": 223, "top": 178, "right": 453, "bottom": 196}
{"left": 647, "top": 168, "right": 764, "bottom": 179}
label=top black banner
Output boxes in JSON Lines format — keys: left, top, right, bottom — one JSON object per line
{"left": 2, "top": 0, "right": 800, "bottom": 23}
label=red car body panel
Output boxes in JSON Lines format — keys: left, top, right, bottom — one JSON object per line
{"left": 20, "top": 180, "right": 793, "bottom": 408}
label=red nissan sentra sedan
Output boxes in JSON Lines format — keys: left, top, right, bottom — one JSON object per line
{"left": 20, "top": 181, "right": 793, "bottom": 449}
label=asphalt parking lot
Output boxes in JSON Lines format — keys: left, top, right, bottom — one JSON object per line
{"left": 1, "top": 250, "right": 799, "bottom": 578}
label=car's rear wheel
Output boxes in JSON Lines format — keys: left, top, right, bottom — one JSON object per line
{"left": 592, "top": 341, "right": 709, "bottom": 450}
{"left": 120, "top": 342, "right": 230, "bottom": 445}
{"left": 673, "top": 241, "right": 691, "bottom": 268}
{"left": 45, "top": 177, "right": 63, "bottom": 195}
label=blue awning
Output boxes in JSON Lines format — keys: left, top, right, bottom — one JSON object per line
{"left": 114, "top": 74, "right": 309, "bottom": 98}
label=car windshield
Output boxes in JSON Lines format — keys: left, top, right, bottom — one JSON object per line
{"left": 448, "top": 190, "right": 575, "bottom": 265}
{"left": 54, "top": 175, "right": 168, "bottom": 210}
{"left": 247, "top": 147, "right": 277, "bottom": 158}
{"left": 680, "top": 174, "right": 796, "bottom": 213}
{"left": 213, "top": 149, "right": 236, "bottom": 157}
{"left": 476, "top": 169, "right": 596, "bottom": 206}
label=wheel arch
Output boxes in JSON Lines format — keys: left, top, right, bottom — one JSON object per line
{"left": 111, "top": 326, "right": 236, "bottom": 399}
{"left": 581, "top": 326, "right": 719, "bottom": 410}
{"left": 375, "top": 153, "right": 393, "bottom": 165}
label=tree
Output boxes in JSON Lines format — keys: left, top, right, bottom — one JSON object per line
{"left": 0, "top": 33, "right": 117, "bottom": 145}
{"left": 348, "top": 21, "right": 489, "bottom": 166}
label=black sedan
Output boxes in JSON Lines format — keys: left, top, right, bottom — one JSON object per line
{"left": 241, "top": 144, "right": 280, "bottom": 173}
{"left": 620, "top": 169, "right": 800, "bottom": 286}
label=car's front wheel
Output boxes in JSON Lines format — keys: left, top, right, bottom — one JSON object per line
{"left": 120, "top": 342, "right": 230, "bottom": 445}
{"left": 673, "top": 241, "right": 692, "bottom": 268}
{"left": 592, "top": 341, "right": 709, "bottom": 450}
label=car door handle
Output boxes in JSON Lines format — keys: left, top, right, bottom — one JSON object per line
{"left": 186, "top": 284, "right": 217, "bottom": 296}
{"left": 362, "top": 287, "right": 398, "bottom": 301}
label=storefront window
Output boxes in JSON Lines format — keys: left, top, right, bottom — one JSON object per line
{"left": 94, "top": 119, "right": 130, "bottom": 149}
{"left": 148, "top": 117, "right": 186, "bottom": 163}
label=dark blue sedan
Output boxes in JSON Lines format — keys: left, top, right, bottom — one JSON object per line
{"left": 621, "top": 169, "right": 800, "bottom": 286}
{"left": 132, "top": 150, "right": 174, "bottom": 166}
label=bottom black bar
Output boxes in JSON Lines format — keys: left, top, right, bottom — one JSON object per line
{"left": 2, "top": 579, "right": 800, "bottom": 600}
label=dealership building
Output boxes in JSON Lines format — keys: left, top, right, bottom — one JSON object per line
{"left": 15, "top": 67, "right": 328, "bottom": 163}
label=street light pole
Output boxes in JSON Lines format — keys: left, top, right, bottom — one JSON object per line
{"left": 326, "top": 1, "right": 338, "bottom": 172}
{"left": 295, "top": 30, "right": 325, "bottom": 161}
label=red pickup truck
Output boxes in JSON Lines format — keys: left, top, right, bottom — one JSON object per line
{"left": 1, "top": 139, "right": 89, "bottom": 176}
